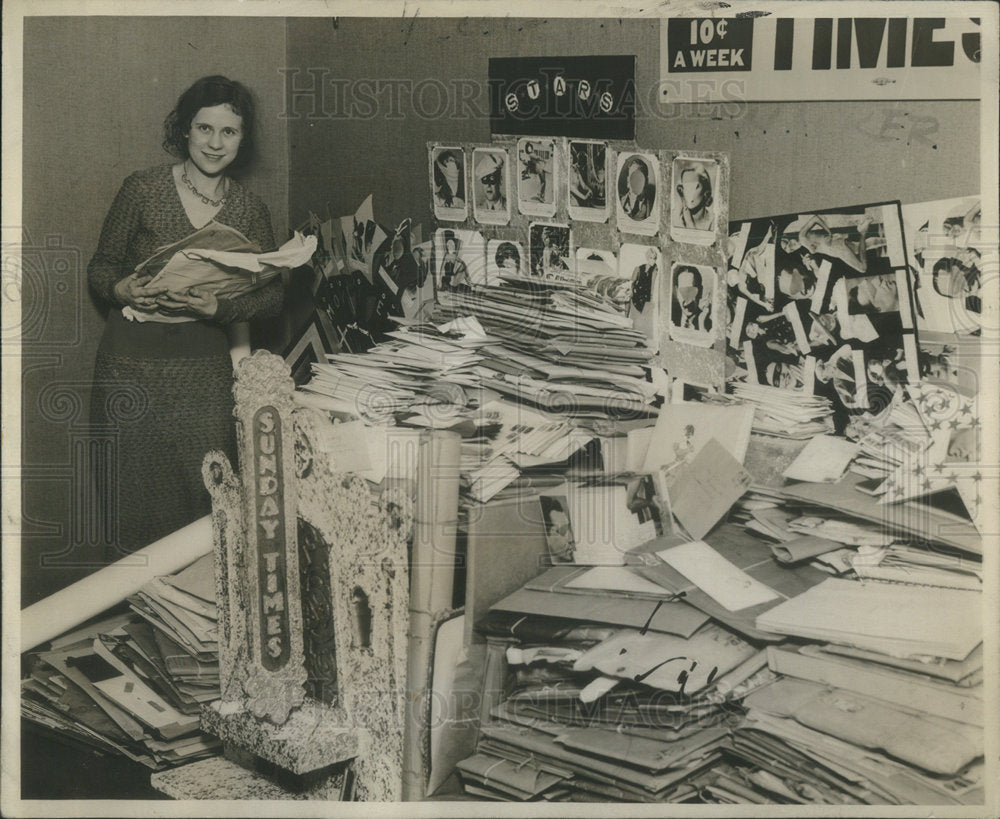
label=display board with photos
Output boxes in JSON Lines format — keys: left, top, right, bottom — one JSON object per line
{"left": 726, "top": 202, "right": 920, "bottom": 414}
{"left": 426, "top": 139, "right": 731, "bottom": 388}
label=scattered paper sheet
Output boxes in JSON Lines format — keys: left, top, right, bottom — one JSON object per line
{"left": 642, "top": 402, "right": 754, "bottom": 481}
{"left": 782, "top": 434, "right": 860, "bottom": 483}
{"left": 668, "top": 438, "right": 751, "bottom": 540}
{"left": 564, "top": 566, "right": 674, "bottom": 596}
{"left": 769, "top": 535, "right": 844, "bottom": 565}
{"left": 755, "top": 577, "right": 982, "bottom": 660}
{"left": 657, "top": 540, "right": 780, "bottom": 611}
{"left": 435, "top": 315, "right": 490, "bottom": 340}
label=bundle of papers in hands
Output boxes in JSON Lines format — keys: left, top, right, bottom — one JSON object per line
{"left": 125, "top": 222, "right": 316, "bottom": 322}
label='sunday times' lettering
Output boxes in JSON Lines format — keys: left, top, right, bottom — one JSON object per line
{"left": 254, "top": 407, "right": 290, "bottom": 670}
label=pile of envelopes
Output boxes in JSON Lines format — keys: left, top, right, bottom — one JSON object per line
{"left": 22, "top": 555, "right": 221, "bottom": 769}
{"left": 453, "top": 379, "right": 983, "bottom": 803}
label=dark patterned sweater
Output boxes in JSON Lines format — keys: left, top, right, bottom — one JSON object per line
{"left": 87, "top": 163, "right": 283, "bottom": 325}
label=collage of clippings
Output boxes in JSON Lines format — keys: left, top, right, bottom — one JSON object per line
{"left": 298, "top": 195, "right": 435, "bottom": 360}
{"left": 726, "top": 202, "right": 920, "bottom": 416}
{"left": 901, "top": 196, "right": 983, "bottom": 337}
{"left": 426, "top": 138, "right": 729, "bottom": 372}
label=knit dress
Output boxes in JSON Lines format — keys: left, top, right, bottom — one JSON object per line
{"left": 88, "top": 163, "right": 283, "bottom": 555}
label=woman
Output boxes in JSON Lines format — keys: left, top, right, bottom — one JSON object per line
{"left": 780, "top": 213, "right": 870, "bottom": 273}
{"left": 744, "top": 311, "right": 799, "bottom": 357}
{"left": 672, "top": 265, "right": 712, "bottom": 332}
{"left": 630, "top": 246, "right": 658, "bottom": 314}
{"left": 439, "top": 230, "right": 470, "bottom": 291}
{"left": 494, "top": 241, "right": 521, "bottom": 274}
{"left": 569, "top": 148, "right": 594, "bottom": 207}
{"left": 540, "top": 227, "right": 569, "bottom": 277}
{"left": 434, "top": 150, "right": 465, "bottom": 209}
{"left": 620, "top": 157, "right": 652, "bottom": 222}
{"left": 88, "top": 75, "right": 283, "bottom": 555}
{"left": 676, "top": 163, "right": 714, "bottom": 231}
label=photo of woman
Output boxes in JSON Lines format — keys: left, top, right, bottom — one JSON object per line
{"left": 87, "top": 75, "right": 284, "bottom": 556}
{"left": 430, "top": 145, "right": 468, "bottom": 221}
{"left": 434, "top": 227, "right": 486, "bottom": 292}
{"left": 576, "top": 248, "right": 630, "bottom": 312}
{"left": 529, "top": 222, "right": 572, "bottom": 278}
{"left": 517, "top": 137, "right": 556, "bottom": 218}
{"left": 619, "top": 243, "right": 661, "bottom": 351}
{"left": 487, "top": 238, "right": 525, "bottom": 279}
{"left": 615, "top": 152, "right": 659, "bottom": 236}
{"left": 670, "top": 157, "right": 718, "bottom": 245}
{"left": 568, "top": 140, "right": 609, "bottom": 222}
{"left": 436, "top": 229, "right": 471, "bottom": 292}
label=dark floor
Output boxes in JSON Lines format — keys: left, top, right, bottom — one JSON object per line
{"left": 20, "top": 721, "right": 169, "bottom": 801}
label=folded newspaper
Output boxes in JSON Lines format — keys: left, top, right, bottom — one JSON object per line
{"left": 123, "top": 221, "right": 316, "bottom": 323}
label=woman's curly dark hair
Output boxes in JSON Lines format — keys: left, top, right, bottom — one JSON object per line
{"left": 162, "top": 75, "right": 257, "bottom": 173}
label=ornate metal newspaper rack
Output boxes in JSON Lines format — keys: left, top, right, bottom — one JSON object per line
{"left": 156, "top": 351, "right": 411, "bottom": 800}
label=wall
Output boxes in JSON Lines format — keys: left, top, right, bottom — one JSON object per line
{"left": 20, "top": 16, "right": 289, "bottom": 606}
{"left": 284, "top": 16, "right": 979, "bottom": 228}
{"left": 20, "top": 14, "right": 981, "bottom": 605}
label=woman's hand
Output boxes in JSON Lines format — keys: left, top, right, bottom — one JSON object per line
{"left": 114, "top": 273, "right": 167, "bottom": 312}
{"left": 155, "top": 286, "right": 219, "bottom": 319}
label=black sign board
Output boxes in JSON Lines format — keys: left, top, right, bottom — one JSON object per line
{"left": 666, "top": 17, "right": 755, "bottom": 72}
{"left": 489, "top": 55, "right": 636, "bottom": 140}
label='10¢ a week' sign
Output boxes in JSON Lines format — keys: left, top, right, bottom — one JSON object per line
{"left": 661, "top": 16, "right": 982, "bottom": 102}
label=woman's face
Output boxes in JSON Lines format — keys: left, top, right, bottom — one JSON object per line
{"left": 186, "top": 104, "right": 243, "bottom": 176}
{"left": 628, "top": 164, "right": 646, "bottom": 195}
{"left": 856, "top": 276, "right": 898, "bottom": 312}
{"left": 767, "top": 362, "right": 796, "bottom": 389}
{"left": 680, "top": 168, "right": 706, "bottom": 210}
{"left": 802, "top": 226, "right": 829, "bottom": 254}
{"left": 675, "top": 270, "right": 699, "bottom": 306}
{"left": 780, "top": 235, "right": 801, "bottom": 254}
{"left": 867, "top": 360, "right": 886, "bottom": 385}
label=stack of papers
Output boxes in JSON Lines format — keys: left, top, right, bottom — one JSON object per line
{"left": 434, "top": 280, "right": 657, "bottom": 419}
{"left": 720, "top": 574, "right": 986, "bottom": 803}
{"left": 850, "top": 544, "right": 983, "bottom": 590}
{"left": 733, "top": 681, "right": 983, "bottom": 805}
{"left": 128, "top": 555, "right": 219, "bottom": 662}
{"left": 461, "top": 572, "right": 773, "bottom": 802}
{"left": 22, "top": 556, "right": 221, "bottom": 770}
{"left": 721, "top": 383, "right": 835, "bottom": 439}
{"left": 301, "top": 323, "right": 487, "bottom": 423}
{"left": 755, "top": 578, "right": 982, "bottom": 660}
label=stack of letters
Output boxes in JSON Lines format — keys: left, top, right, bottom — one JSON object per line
{"left": 21, "top": 556, "right": 220, "bottom": 770}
